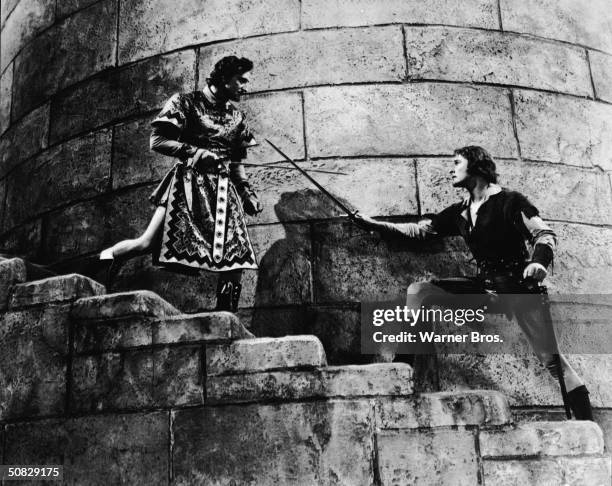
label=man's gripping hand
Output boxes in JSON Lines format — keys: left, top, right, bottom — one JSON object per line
{"left": 523, "top": 262, "right": 548, "bottom": 281}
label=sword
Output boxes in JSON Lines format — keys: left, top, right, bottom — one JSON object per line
{"left": 239, "top": 162, "right": 347, "bottom": 176}
{"left": 265, "top": 139, "right": 357, "bottom": 219}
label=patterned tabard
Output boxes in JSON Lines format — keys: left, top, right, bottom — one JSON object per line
{"left": 148, "top": 89, "right": 258, "bottom": 272}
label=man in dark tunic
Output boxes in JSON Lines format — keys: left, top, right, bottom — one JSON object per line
{"left": 355, "top": 146, "right": 593, "bottom": 420}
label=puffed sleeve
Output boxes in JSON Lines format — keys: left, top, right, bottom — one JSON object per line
{"left": 151, "top": 93, "right": 187, "bottom": 130}
{"left": 510, "top": 192, "right": 557, "bottom": 268}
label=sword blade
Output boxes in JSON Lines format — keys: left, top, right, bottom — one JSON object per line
{"left": 265, "top": 139, "right": 356, "bottom": 217}
{"left": 239, "top": 162, "right": 347, "bottom": 176}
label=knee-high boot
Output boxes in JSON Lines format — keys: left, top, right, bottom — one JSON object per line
{"left": 567, "top": 385, "right": 594, "bottom": 421}
{"left": 215, "top": 279, "right": 233, "bottom": 311}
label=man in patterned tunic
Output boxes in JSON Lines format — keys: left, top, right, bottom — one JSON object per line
{"left": 355, "top": 146, "right": 594, "bottom": 420}
{"left": 100, "top": 56, "right": 261, "bottom": 311}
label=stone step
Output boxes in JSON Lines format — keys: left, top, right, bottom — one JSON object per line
{"left": 206, "top": 335, "right": 327, "bottom": 376}
{"left": 0, "top": 258, "right": 27, "bottom": 311}
{"left": 9, "top": 274, "right": 105, "bottom": 309}
{"left": 0, "top": 255, "right": 57, "bottom": 281}
{"left": 206, "top": 362, "right": 414, "bottom": 404}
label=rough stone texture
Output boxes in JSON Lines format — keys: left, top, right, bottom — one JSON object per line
{"left": 0, "top": 0, "right": 55, "bottom": 72}
{"left": 311, "top": 219, "right": 472, "bottom": 303}
{"left": 173, "top": 400, "right": 376, "bottom": 485}
{"left": 240, "top": 91, "right": 305, "bottom": 164}
{"left": 377, "top": 428, "right": 479, "bottom": 486}
{"left": 3, "top": 412, "right": 169, "bottom": 485}
{"left": 200, "top": 26, "right": 405, "bottom": 92}
{"left": 41, "top": 185, "right": 153, "bottom": 261}
{"left": 152, "top": 345, "right": 203, "bottom": 407}
{"left": 302, "top": 0, "right": 498, "bottom": 29}
{"left": 154, "top": 312, "right": 251, "bottom": 344}
{"left": 514, "top": 89, "right": 612, "bottom": 170}
{"left": 207, "top": 336, "right": 326, "bottom": 376}
{"left": 500, "top": 0, "right": 612, "bottom": 53}
{"left": 0, "top": 0, "right": 20, "bottom": 27}
{"left": 0, "top": 304, "right": 70, "bottom": 420}
{"left": 480, "top": 421, "right": 604, "bottom": 457}
{"left": 74, "top": 316, "right": 154, "bottom": 354}
{"left": 9, "top": 274, "right": 104, "bottom": 309}
{"left": 12, "top": 0, "right": 117, "bottom": 119}
{"left": 378, "top": 390, "right": 512, "bottom": 429}
{"left": 72, "top": 290, "right": 180, "bottom": 321}
{"left": 590, "top": 50, "right": 612, "bottom": 103}
{"left": 4, "top": 128, "right": 112, "bottom": 228}
{"left": 207, "top": 363, "right": 414, "bottom": 404}
{"left": 0, "top": 257, "right": 26, "bottom": 310}
{"left": 547, "top": 223, "right": 612, "bottom": 294}
{"left": 0, "top": 102, "right": 49, "bottom": 179}
{"left": 0, "top": 63, "right": 12, "bottom": 135}
{"left": 417, "top": 158, "right": 612, "bottom": 225}
{"left": 0, "top": 219, "right": 42, "bottom": 259}
{"left": 406, "top": 27, "right": 592, "bottom": 96}
{"left": 244, "top": 223, "right": 313, "bottom": 308}
{"left": 49, "top": 50, "right": 195, "bottom": 143}
{"left": 57, "top": 0, "right": 102, "bottom": 18}
{"left": 247, "top": 158, "right": 418, "bottom": 225}
{"left": 112, "top": 115, "right": 172, "bottom": 189}
{"left": 305, "top": 84, "right": 516, "bottom": 158}
{"left": 119, "top": 0, "right": 300, "bottom": 64}
{"left": 483, "top": 456, "right": 612, "bottom": 486}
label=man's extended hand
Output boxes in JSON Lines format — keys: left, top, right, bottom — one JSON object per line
{"left": 243, "top": 194, "right": 263, "bottom": 216}
{"left": 523, "top": 262, "right": 548, "bottom": 281}
{"left": 188, "top": 148, "right": 228, "bottom": 168}
{"left": 352, "top": 213, "right": 379, "bottom": 231}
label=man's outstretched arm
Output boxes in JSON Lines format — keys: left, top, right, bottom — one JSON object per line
{"left": 353, "top": 214, "right": 437, "bottom": 240}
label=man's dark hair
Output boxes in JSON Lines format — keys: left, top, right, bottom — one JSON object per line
{"left": 208, "top": 56, "right": 253, "bottom": 87}
{"left": 454, "top": 146, "right": 498, "bottom": 183}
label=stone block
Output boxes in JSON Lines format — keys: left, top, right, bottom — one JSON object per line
{"left": 417, "top": 158, "right": 612, "bottom": 225}
{"left": 200, "top": 26, "right": 405, "bottom": 93}
{"left": 377, "top": 428, "right": 479, "bottom": 486}
{"left": 12, "top": 0, "right": 117, "bottom": 119}
{"left": 0, "top": 220, "right": 42, "bottom": 259}
{"left": 153, "top": 345, "right": 203, "bottom": 407}
{"left": 173, "top": 400, "right": 375, "bottom": 485}
{"left": 590, "top": 50, "right": 612, "bottom": 104}
{"left": 3, "top": 412, "right": 169, "bottom": 485}
{"left": 0, "top": 102, "right": 48, "bottom": 179}
{"left": 207, "top": 363, "right": 413, "bottom": 404}
{"left": 4, "top": 129, "right": 112, "bottom": 228}
{"left": 501, "top": 0, "right": 612, "bottom": 53}
{"left": 57, "top": 0, "right": 102, "bottom": 18}
{"left": 154, "top": 312, "right": 250, "bottom": 344}
{"left": 50, "top": 50, "right": 195, "bottom": 143}
{"left": 246, "top": 158, "right": 418, "bottom": 225}
{"left": 0, "top": 0, "right": 55, "bottom": 72}
{"left": 0, "top": 257, "right": 26, "bottom": 310}
{"left": 74, "top": 316, "right": 154, "bottom": 354}
{"left": 480, "top": 421, "right": 604, "bottom": 457}
{"left": 547, "top": 223, "right": 612, "bottom": 294}
{"left": 514, "top": 89, "right": 612, "bottom": 170}
{"left": 406, "top": 27, "right": 591, "bottom": 96}
{"left": 0, "top": 63, "right": 12, "bottom": 135}
{"left": 483, "top": 456, "right": 611, "bottom": 486}
{"left": 378, "top": 390, "right": 511, "bottom": 429}
{"left": 112, "top": 116, "right": 173, "bottom": 189}
{"left": 240, "top": 91, "right": 305, "bottom": 164}
{"left": 244, "top": 223, "right": 313, "bottom": 307}
{"left": 302, "top": 0, "right": 498, "bottom": 29}
{"left": 0, "top": 304, "right": 71, "bottom": 420}
{"left": 9, "top": 274, "right": 104, "bottom": 309}
{"left": 72, "top": 290, "right": 180, "bottom": 321}
{"left": 119, "top": 0, "right": 300, "bottom": 64}
{"left": 304, "top": 84, "right": 516, "bottom": 158}
{"left": 311, "top": 219, "right": 472, "bottom": 303}
{"left": 206, "top": 336, "right": 326, "bottom": 376}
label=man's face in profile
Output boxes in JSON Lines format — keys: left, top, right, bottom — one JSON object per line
{"left": 451, "top": 154, "right": 469, "bottom": 187}
{"left": 224, "top": 71, "right": 251, "bottom": 102}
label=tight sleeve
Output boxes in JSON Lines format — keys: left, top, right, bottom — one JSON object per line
{"left": 152, "top": 93, "right": 187, "bottom": 130}
{"left": 149, "top": 124, "right": 197, "bottom": 160}
{"left": 511, "top": 193, "right": 557, "bottom": 267}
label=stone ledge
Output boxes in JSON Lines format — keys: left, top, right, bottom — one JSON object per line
{"left": 206, "top": 335, "right": 327, "bottom": 376}
{"left": 154, "top": 312, "right": 253, "bottom": 345}
{"left": 206, "top": 363, "right": 413, "bottom": 404}
{"left": 71, "top": 290, "right": 180, "bottom": 321}
{"left": 0, "top": 257, "right": 26, "bottom": 310}
{"left": 9, "top": 274, "right": 104, "bottom": 309}
{"left": 377, "top": 390, "right": 512, "bottom": 428}
{"left": 480, "top": 421, "right": 605, "bottom": 458}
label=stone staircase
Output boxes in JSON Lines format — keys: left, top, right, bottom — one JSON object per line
{"left": 0, "top": 257, "right": 610, "bottom": 485}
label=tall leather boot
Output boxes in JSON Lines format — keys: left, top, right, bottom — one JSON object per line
{"left": 567, "top": 385, "right": 594, "bottom": 421}
{"left": 215, "top": 279, "right": 233, "bottom": 311}
{"left": 230, "top": 282, "right": 242, "bottom": 312}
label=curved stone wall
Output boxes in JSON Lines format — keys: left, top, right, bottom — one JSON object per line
{"left": 1, "top": 1, "right": 611, "bottom": 402}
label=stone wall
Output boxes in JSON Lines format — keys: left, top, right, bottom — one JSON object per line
{"left": 1, "top": 1, "right": 611, "bottom": 408}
